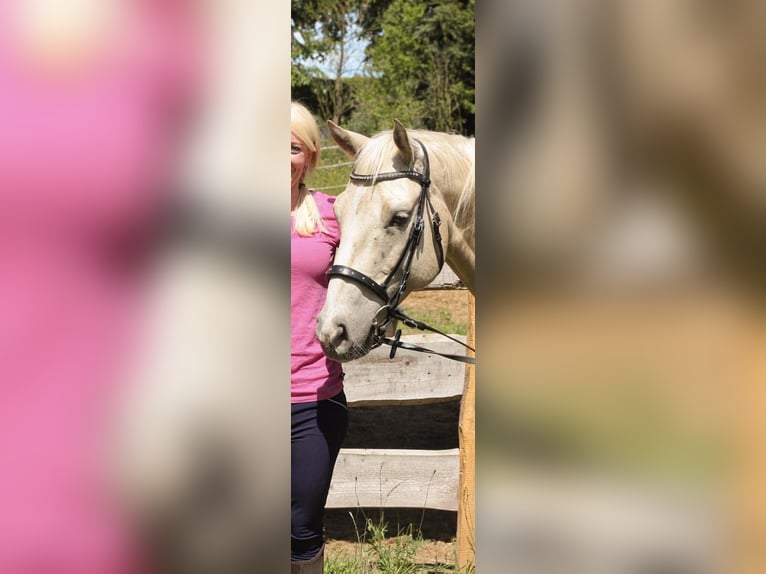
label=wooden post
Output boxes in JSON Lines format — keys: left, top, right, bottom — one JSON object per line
{"left": 457, "top": 294, "right": 476, "bottom": 569}
{"left": 736, "top": 315, "right": 766, "bottom": 574}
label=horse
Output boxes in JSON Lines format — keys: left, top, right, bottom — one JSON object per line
{"left": 316, "top": 119, "right": 475, "bottom": 363}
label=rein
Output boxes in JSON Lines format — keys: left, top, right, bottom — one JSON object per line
{"left": 327, "top": 140, "right": 475, "bottom": 365}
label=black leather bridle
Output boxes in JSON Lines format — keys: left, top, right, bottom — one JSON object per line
{"left": 327, "top": 140, "right": 475, "bottom": 364}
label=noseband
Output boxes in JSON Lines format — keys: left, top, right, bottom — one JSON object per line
{"left": 327, "top": 140, "right": 475, "bottom": 364}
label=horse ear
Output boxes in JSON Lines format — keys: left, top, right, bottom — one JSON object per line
{"left": 327, "top": 120, "right": 369, "bottom": 157}
{"left": 392, "top": 119, "right": 413, "bottom": 166}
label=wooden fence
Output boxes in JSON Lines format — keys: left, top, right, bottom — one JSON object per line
{"left": 325, "top": 266, "right": 475, "bottom": 566}
{"left": 326, "top": 332, "right": 467, "bottom": 511}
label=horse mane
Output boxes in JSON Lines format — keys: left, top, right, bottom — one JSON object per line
{"left": 354, "top": 129, "right": 475, "bottom": 234}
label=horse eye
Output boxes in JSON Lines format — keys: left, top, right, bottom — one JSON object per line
{"left": 388, "top": 212, "right": 410, "bottom": 228}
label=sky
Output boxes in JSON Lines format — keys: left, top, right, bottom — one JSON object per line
{"left": 293, "top": 21, "right": 368, "bottom": 79}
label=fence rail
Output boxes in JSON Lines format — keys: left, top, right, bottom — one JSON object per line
{"left": 328, "top": 448, "right": 460, "bottom": 512}
{"left": 317, "top": 161, "right": 354, "bottom": 170}
{"left": 340, "top": 334, "right": 467, "bottom": 407}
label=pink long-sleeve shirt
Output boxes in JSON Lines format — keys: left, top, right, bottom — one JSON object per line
{"left": 291, "top": 191, "right": 344, "bottom": 403}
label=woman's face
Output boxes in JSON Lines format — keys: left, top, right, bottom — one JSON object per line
{"left": 291, "top": 133, "right": 311, "bottom": 192}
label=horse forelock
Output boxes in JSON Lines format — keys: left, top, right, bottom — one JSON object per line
{"left": 352, "top": 129, "right": 475, "bottom": 237}
{"left": 353, "top": 130, "right": 401, "bottom": 180}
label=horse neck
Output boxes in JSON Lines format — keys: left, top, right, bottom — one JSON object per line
{"left": 446, "top": 235, "right": 475, "bottom": 295}
{"left": 428, "top": 138, "right": 473, "bottom": 214}
{"left": 427, "top": 141, "right": 474, "bottom": 244}
{"left": 427, "top": 141, "right": 475, "bottom": 293}
{"left": 442, "top": 190, "right": 475, "bottom": 294}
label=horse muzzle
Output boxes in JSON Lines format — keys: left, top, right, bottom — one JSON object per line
{"left": 316, "top": 319, "right": 349, "bottom": 361}
{"left": 316, "top": 311, "right": 383, "bottom": 363}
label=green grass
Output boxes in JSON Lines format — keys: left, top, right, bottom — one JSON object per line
{"left": 305, "top": 141, "right": 352, "bottom": 196}
{"left": 325, "top": 513, "right": 474, "bottom": 574}
{"left": 397, "top": 309, "right": 468, "bottom": 337}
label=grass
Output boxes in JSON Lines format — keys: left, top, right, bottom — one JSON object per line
{"left": 305, "top": 141, "right": 352, "bottom": 196}
{"left": 324, "top": 512, "right": 474, "bottom": 574}
{"left": 397, "top": 309, "right": 468, "bottom": 337}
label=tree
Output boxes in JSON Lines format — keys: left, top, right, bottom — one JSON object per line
{"left": 292, "top": 0, "right": 475, "bottom": 135}
{"left": 292, "top": 0, "right": 370, "bottom": 123}
{"left": 363, "top": 0, "right": 475, "bottom": 134}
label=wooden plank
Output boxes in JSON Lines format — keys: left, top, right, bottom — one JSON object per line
{"left": 327, "top": 448, "right": 460, "bottom": 512}
{"left": 342, "top": 334, "right": 468, "bottom": 406}
{"left": 457, "top": 294, "right": 476, "bottom": 568}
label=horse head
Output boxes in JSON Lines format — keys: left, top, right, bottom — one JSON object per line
{"left": 316, "top": 120, "right": 468, "bottom": 362}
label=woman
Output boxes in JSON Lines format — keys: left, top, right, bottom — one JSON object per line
{"left": 291, "top": 101, "right": 348, "bottom": 574}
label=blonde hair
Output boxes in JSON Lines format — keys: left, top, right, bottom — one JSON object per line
{"left": 291, "top": 101, "right": 326, "bottom": 236}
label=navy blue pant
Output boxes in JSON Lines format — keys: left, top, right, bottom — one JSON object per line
{"left": 291, "top": 391, "right": 348, "bottom": 561}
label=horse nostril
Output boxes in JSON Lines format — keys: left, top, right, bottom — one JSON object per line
{"left": 333, "top": 323, "right": 347, "bottom": 346}
{"left": 318, "top": 320, "right": 348, "bottom": 350}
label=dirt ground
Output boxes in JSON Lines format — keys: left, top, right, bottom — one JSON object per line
{"left": 401, "top": 289, "right": 472, "bottom": 326}
{"left": 325, "top": 289, "right": 472, "bottom": 566}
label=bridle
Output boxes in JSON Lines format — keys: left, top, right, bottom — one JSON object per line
{"left": 327, "top": 139, "right": 475, "bottom": 365}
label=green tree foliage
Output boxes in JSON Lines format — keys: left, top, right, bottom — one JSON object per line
{"left": 363, "top": 0, "right": 475, "bottom": 134}
{"left": 292, "top": 0, "right": 372, "bottom": 123}
{"left": 292, "top": 0, "right": 474, "bottom": 136}
{"left": 291, "top": 1, "right": 328, "bottom": 87}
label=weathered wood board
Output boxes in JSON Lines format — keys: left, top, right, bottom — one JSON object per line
{"left": 327, "top": 448, "right": 460, "bottom": 512}
{"left": 342, "top": 334, "right": 468, "bottom": 406}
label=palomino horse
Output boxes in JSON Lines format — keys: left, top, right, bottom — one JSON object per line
{"left": 316, "top": 120, "right": 475, "bottom": 363}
